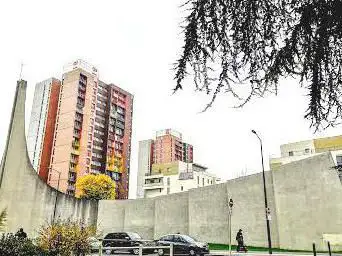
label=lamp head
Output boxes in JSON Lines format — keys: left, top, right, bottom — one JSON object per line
{"left": 229, "top": 198, "right": 234, "bottom": 208}
{"left": 251, "top": 129, "right": 256, "bottom": 134}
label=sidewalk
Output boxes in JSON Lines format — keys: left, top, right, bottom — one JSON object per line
{"left": 210, "top": 250, "right": 340, "bottom": 256}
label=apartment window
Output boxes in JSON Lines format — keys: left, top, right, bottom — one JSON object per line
{"left": 207, "top": 179, "right": 209, "bottom": 184}
{"left": 167, "top": 177, "right": 170, "bottom": 186}
{"left": 305, "top": 148, "right": 310, "bottom": 154}
{"left": 167, "top": 188, "right": 170, "bottom": 194}
{"left": 197, "top": 176, "right": 199, "bottom": 185}
{"left": 289, "top": 151, "right": 294, "bottom": 156}
{"left": 202, "top": 178, "right": 204, "bottom": 186}
{"left": 181, "top": 186, "right": 183, "bottom": 191}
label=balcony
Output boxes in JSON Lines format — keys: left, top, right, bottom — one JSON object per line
{"left": 68, "top": 176, "right": 76, "bottom": 182}
{"left": 95, "top": 122, "right": 105, "bottom": 128}
{"left": 115, "top": 129, "right": 123, "bottom": 136}
{"left": 96, "top": 116, "right": 106, "bottom": 123}
{"left": 72, "top": 140, "right": 80, "bottom": 147}
{"left": 96, "top": 107, "right": 106, "bottom": 114}
{"left": 110, "top": 112, "right": 118, "bottom": 119}
{"left": 92, "top": 161, "right": 102, "bottom": 167}
{"left": 93, "top": 145, "right": 103, "bottom": 151}
{"left": 67, "top": 185, "right": 75, "bottom": 191}
{"left": 143, "top": 181, "right": 164, "bottom": 190}
{"left": 73, "top": 133, "right": 80, "bottom": 139}
{"left": 116, "top": 122, "right": 125, "bottom": 130}
{"left": 74, "top": 124, "right": 82, "bottom": 130}
{"left": 117, "top": 116, "right": 125, "bottom": 123}
{"left": 115, "top": 136, "right": 124, "bottom": 143}
{"left": 97, "top": 93, "right": 107, "bottom": 102}
{"left": 71, "top": 148, "right": 80, "bottom": 155}
{"left": 78, "top": 84, "right": 86, "bottom": 92}
{"left": 76, "top": 106, "right": 83, "bottom": 114}
{"left": 93, "top": 153, "right": 103, "bottom": 159}
{"left": 90, "top": 169, "right": 100, "bottom": 174}
{"left": 106, "top": 164, "right": 116, "bottom": 172}
{"left": 97, "top": 88, "right": 107, "bottom": 97}
{"left": 78, "top": 93, "right": 85, "bottom": 99}
{"left": 70, "top": 158, "right": 78, "bottom": 164}
{"left": 75, "top": 115, "right": 82, "bottom": 122}
{"left": 79, "top": 76, "right": 87, "bottom": 85}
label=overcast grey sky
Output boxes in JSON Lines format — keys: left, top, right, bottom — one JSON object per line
{"left": 0, "top": 0, "right": 341, "bottom": 199}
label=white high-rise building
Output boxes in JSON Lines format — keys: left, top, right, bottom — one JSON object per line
{"left": 137, "top": 139, "right": 153, "bottom": 198}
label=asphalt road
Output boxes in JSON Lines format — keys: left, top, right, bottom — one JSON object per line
{"left": 90, "top": 252, "right": 342, "bottom": 256}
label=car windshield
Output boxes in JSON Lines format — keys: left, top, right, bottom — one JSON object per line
{"left": 181, "top": 235, "right": 198, "bottom": 243}
{"left": 128, "top": 232, "right": 141, "bottom": 240}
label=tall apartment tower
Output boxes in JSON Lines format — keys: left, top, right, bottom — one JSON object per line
{"left": 46, "top": 60, "right": 133, "bottom": 199}
{"left": 27, "top": 78, "right": 61, "bottom": 182}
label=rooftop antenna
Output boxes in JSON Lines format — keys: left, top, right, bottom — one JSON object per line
{"left": 19, "top": 62, "right": 24, "bottom": 81}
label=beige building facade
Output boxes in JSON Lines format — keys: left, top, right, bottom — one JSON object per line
{"left": 270, "top": 135, "right": 342, "bottom": 171}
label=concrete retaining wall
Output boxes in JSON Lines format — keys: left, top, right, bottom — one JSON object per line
{"left": 273, "top": 153, "right": 342, "bottom": 250}
{"left": 98, "top": 153, "right": 342, "bottom": 251}
{"left": 0, "top": 81, "right": 98, "bottom": 237}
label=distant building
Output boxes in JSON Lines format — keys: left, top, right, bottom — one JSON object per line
{"left": 270, "top": 135, "right": 342, "bottom": 170}
{"left": 28, "top": 60, "right": 133, "bottom": 199}
{"left": 137, "top": 139, "right": 154, "bottom": 198}
{"left": 137, "top": 129, "right": 218, "bottom": 198}
{"left": 27, "top": 78, "right": 61, "bottom": 182}
{"left": 153, "top": 129, "right": 193, "bottom": 164}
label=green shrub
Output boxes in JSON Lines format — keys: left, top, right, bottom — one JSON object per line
{"left": 0, "top": 233, "right": 47, "bottom": 256}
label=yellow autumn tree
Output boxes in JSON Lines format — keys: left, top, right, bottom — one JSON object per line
{"left": 76, "top": 174, "right": 116, "bottom": 200}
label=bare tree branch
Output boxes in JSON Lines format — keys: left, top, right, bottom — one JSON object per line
{"left": 174, "top": 0, "right": 342, "bottom": 130}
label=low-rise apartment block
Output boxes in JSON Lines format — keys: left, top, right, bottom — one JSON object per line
{"left": 270, "top": 134, "right": 342, "bottom": 171}
{"left": 137, "top": 129, "right": 218, "bottom": 198}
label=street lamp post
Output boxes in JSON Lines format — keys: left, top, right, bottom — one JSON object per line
{"left": 228, "top": 198, "right": 233, "bottom": 256}
{"left": 251, "top": 130, "right": 272, "bottom": 255}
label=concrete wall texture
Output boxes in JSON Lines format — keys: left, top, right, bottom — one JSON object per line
{"left": 98, "top": 152, "right": 342, "bottom": 251}
{"left": 0, "top": 81, "right": 98, "bottom": 237}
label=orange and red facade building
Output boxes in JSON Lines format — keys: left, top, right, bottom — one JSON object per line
{"left": 28, "top": 60, "right": 133, "bottom": 199}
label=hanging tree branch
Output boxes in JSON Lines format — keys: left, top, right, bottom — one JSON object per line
{"left": 174, "top": 0, "right": 342, "bottom": 130}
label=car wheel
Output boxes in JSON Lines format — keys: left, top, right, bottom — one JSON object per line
{"left": 189, "top": 249, "right": 196, "bottom": 256}
{"left": 158, "top": 248, "right": 164, "bottom": 256}
{"left": 105, "top": 249, "right": 112, "bottom": 255}
{"left": 104, "top": 243, "right": 113, "bottom": 255}
{"left": 132, "top": 248, "right": 140, "bottom": 255}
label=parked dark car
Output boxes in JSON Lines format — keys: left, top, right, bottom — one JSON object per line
{"left": 156, "top": 234, "right": 209, "bottom": 256}
{"left": 102, "top": 232, "right": 155, "bottom": 255}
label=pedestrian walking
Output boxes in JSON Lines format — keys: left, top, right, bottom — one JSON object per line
{"left": 236, "top": 229, "right": 247, "bottom": 252}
